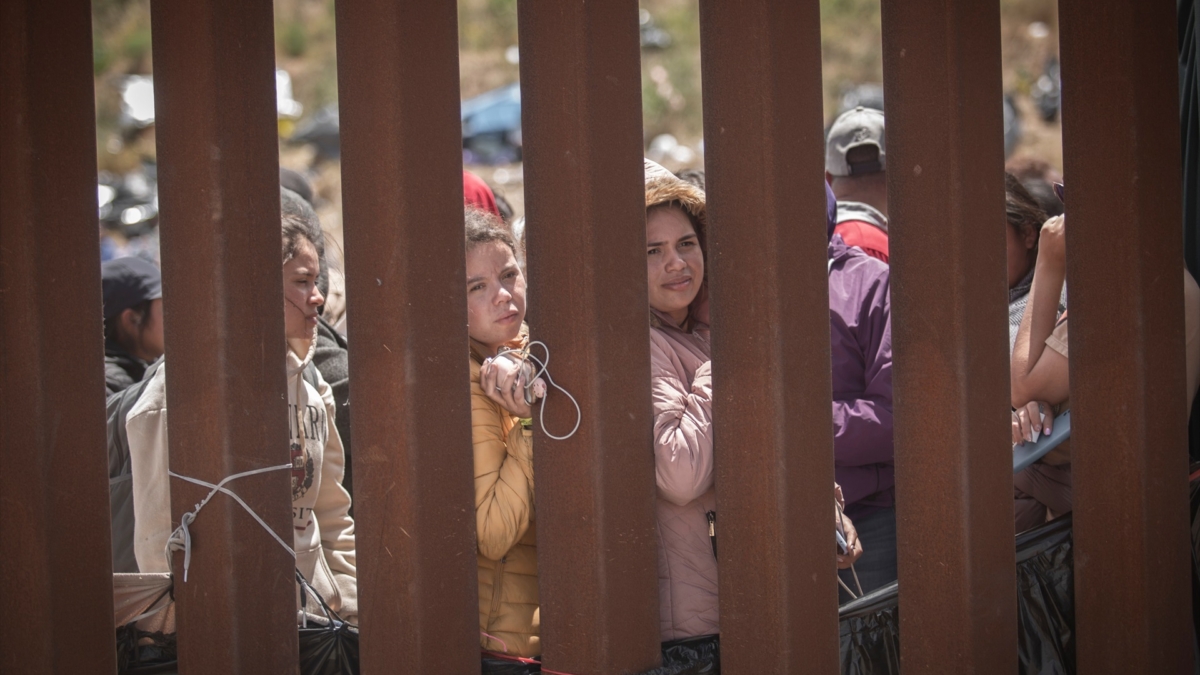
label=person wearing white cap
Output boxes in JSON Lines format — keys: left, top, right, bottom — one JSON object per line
{"left": 825, "top": 106, "right": 890, "bottom": 263}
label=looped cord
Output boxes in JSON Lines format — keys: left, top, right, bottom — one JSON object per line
{"left": 481, "top": 632, "right": 510, "bottom": 654}
{"left": 166, "top": 464, "right": 295, "bottom": 582}
{"left": 835, "top": 497, "right": 863, "bottom": 599}
{"left": 499, "top": 340, "right": 581, "bottom": 440}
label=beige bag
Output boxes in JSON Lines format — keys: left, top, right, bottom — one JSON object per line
{"left": 113, "top": 572, "right": 175, "bottom": 634}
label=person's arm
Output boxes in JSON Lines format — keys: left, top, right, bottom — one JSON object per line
{"left": 126, "top": 367, "right": 174, "bottom": 574}
{"left": 651, "top": 338, "right": 715, "bottom": 507}
{"left": 836, "top": 482, "right": 864, "bottom": 569}
{"left": 312, "top": 375, "right": 357, "bottom": 617}
{"left": 472, "top": 378, "right": 536, "bottom": 562}
{"left": 1011, "top": 215, "right": 1071, "bottom": 407}
{"left": 832, "top": 268, "right": 894, "bottom": 468}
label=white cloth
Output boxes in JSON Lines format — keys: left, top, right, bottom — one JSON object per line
{"left": 126, "top": 336, "right": 358, "bottom": 622}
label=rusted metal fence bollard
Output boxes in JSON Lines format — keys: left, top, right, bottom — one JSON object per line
{"left": 516, "top": 1, "right": 663, "bottom": 673}
{"left": 881, "top": 0, "right": 1018, "bottom": 671}
{"left": 334, "top": 0, "right": 481, "bottom": 672}
{"left": 1, "top": 1, "right": 118, "bottom": 672}
{"left": 697, "top": 0, "right": 841, "bottom": 671}
{"left": 150, "top": 0, "right": 299, "bottom": 671}
{"left": 1059, "top": 0, "right": 1195, "bottom": 671}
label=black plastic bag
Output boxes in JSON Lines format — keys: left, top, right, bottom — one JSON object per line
{"left": 115, "top": 623, "right": 177, "bottom": 675}
{"left": 299, "top": 619, "right": 359, "bottom": 675}
{"left": 839, "top": 581, "right": 900, "bottom": 675}
{"left": 481, "top": 634, "right": 721, "bottom": 675}
{"left": 836, "top": 514, "right": 1075, "bottom": 675}
{"left": 638, "top": 634, "right": 720, "bottom": 675}
{"left": 1188, "top": 465, "right": 1200, "bottom": 650}
{"left": 297, "top": 571, "right": 360, "bottom": 675}
{"left": 1015, "top": 514, "right": 1074, "bottom": 675}
{"left": 481, "top": 653, "right": 543, "bottom": 675}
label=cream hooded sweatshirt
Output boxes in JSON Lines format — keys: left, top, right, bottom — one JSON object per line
{"left": 126, "top": 337, "right": 358, "bottom": 622}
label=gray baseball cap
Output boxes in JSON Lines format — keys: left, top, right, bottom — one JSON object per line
{"left": 101, "top": 256, "right": 162, "bottom": 320}
{"left": 825, "top": 106, "right": 886, "bottom": 177}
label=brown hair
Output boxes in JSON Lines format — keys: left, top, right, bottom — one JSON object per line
{"left": 281, "top": 187, "right": 326, "bottom": 270}
{"left": 1005, "top": 172, "right": 1047, "bottom": 238}
{"left": 1005, "top": 172, "right": 1047, "bottom": 277}
{"left": 465, "top": 206, "right": 517, "bottom": 255}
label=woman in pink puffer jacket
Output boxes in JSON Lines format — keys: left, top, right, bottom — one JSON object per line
{"left": 643, "top": 161, "right": 862, "bottom": 640}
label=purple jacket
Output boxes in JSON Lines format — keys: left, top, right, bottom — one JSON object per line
{"left": 826, "top": 185, "right": 894, "bottom": 516}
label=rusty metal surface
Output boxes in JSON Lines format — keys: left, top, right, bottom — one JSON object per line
{"left": 334, "top": 1, "right": 481, "bottom": 672}
{"left": 0, "top": 1, "right": 117, "bottom": 672}
{"left": 1058, "top": 0, "right": 1194, "bottom": 670}
{"left": 696, "top": 1, "right": 840, "bottom": 671}
{"left": 880, "top": 0, "right": 1017, "bottom": 671}
{"left": 150, "top": 1, "right": 298, "bottom": 672}
{"left": 517, "top": 1, "right": 662, "bottom": 672}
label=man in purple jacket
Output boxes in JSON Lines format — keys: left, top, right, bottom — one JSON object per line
{"left": 824, "top": 184, "right": 896, "bottom": 602}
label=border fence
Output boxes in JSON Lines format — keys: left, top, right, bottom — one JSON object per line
{"left": 2, "top": 0, "right": 1193, "bottom": 673}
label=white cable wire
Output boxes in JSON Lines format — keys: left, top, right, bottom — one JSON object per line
{"left": 838, "top": 576, "right": 859, "bottom": 600}
{"left": 500, "top": 340, "right": 582, "bottom": 441}
{"left": 166, "top": 464, "right": 295, "bottom": 582}
{"left": 835, "top": 497, "right": 864, "bottom": 597}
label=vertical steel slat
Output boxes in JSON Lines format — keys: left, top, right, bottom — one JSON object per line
{"left": 696, "top": 1, "right": 840, "bottom": 671}
{"left": 0, "top": 1, "right": 117, "bottom": 672}
{"left": 880, "top": 0, "right": 1017, "bottom": 671}
{"left": 516, "top": 1, "right": 662, "bottom": 672}
{"left": 1058, "top": 0, "right": 1194, "bottom": 670}
{"left": 333, "top": 1, "right": 481, "bottom": 672}
{"left": 150, "top": 1, "right": 298, "bottom": 672}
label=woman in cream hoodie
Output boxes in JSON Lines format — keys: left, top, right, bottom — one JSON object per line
{"left": 125, "top": 189, "right": 357, "bottom": 621}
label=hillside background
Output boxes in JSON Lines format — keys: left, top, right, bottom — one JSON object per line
{"left": 91, "top": 0, "right": 1063, "bottom": 244}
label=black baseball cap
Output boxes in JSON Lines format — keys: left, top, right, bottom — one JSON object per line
{"left": 101, "top": 257, "right": 162, "bottom": 320}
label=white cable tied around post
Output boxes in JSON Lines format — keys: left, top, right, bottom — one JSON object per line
{"left": 166, "top": 464, "right": 295, "bottom": 581}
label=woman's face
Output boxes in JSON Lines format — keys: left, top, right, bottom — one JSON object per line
{"left": 122, "top": 298, "right": 165, "bottom": 361}
{"left": 646, "top": 206, "right": 703, "bottom": 323}
{"left": 466, "top": 240, "right": 526, "bottom": 353}
{"left": 1006, "top": 222, "right": 1038, "bottom": 289}
{"left": 283, "top": 237, "right": 324, "bottom": 341}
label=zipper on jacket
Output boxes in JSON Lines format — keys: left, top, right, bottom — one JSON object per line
{"left": 706, "top": 511, "right": 717, "bottom": 559}
{"left": 488, "top": 555, "right": 507, "bottom": 627}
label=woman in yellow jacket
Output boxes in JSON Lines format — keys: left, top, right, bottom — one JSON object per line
{"left": 464, "top": 207, "right": 540, "bottom": 657}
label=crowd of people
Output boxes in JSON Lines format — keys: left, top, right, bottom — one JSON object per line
{"left": 98, "top": 105, "right": 1200, "bottom": 658}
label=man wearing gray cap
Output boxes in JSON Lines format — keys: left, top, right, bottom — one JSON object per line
{"left": 102, "top": 256, "right": 164, "bottom": 395}
{"left": 826, "top": 106, "right": 890, "bottom": 263}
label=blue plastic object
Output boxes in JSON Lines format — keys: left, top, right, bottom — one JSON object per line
{"left": 1013, "top": 410, "right": 1071, "bottom": 473}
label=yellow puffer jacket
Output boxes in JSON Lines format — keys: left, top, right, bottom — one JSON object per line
{"left": 470, "top": 338, "right": 539, "bottom": 657}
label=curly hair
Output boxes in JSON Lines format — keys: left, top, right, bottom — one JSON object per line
{"left": 465, "top": 206, "right": 517, "bottom": 255}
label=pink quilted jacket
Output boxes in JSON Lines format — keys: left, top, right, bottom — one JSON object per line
{"left": 650, "top": 308, "right": 719, "bottom": 641}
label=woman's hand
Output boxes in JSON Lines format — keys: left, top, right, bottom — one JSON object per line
{"left": 836, "top": 508, "right": 864, "bottom": 569}
{"left": 481, "top": 355, "right": 534, "bottom": 418}
{"left": 1037, "top": 215, "right": 1066, "bottom": 269}
{"left": 1012, "top": 400, "right": 1055, "bottom": 445}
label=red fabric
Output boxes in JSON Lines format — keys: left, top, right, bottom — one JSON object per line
{"left": 834, "top": 220, "right": 889, "bottom": 263}
{"left": 463, "top": 170, "right": 499, "bottom": 216}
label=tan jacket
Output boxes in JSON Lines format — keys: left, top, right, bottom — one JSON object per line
{"left": 126, "top": 338, "right": 358, "bottom": 622}
{"left": 471, "top": 338, "right": 539, "bottom": 657}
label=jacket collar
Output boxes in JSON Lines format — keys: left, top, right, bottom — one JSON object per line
{"left": 834, "top": 200, "right": 889, "bottom": 232}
